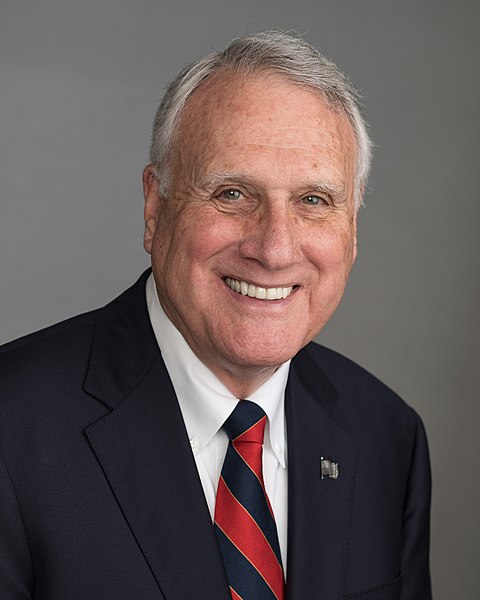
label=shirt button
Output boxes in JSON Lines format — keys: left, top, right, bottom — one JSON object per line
{"left": 190, "top": 436, "right": 198, "bottom": 451}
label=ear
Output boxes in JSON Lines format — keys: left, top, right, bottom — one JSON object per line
{"left": 352, "top": 211, "right": 358, "bottom": 262}
{"left": 352, "top": 185, "right": 363, "bottom": 263}
{"left": 142, "top": 164, "right": 161, "bottom": 255}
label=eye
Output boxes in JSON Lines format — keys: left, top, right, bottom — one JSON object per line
{"left": 302, "top": 194, "right": 327, "bottom": 206}
{"left": 218, "top": 188, "right": 243, "bottom": 201}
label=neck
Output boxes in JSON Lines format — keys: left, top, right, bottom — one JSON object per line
{"left": 204, "top": 361, "right": 279, "bottom": 399}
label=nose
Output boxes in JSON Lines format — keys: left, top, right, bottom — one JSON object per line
{"left": 239, "top": 203, "right": 301, "bottom": 270}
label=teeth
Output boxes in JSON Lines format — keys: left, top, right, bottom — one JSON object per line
{"left": 225, "top": 277, "right": 293, "bottom": 301}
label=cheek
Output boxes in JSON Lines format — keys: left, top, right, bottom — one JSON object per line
{"left": 309, "top": 224, "right": 356, "bottom": 272}
{"left": 185, "top": 209, "right": 245, "bottom": 260}
{"left": 156, "top": 211, "right": 242, "bottom": 280}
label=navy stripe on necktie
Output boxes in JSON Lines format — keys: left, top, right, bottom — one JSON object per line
{"left": 221, "top": 445, "right": 283, "bottom": 565}
{"left": 215, "top": 524, "right": 281, "bottom": 600}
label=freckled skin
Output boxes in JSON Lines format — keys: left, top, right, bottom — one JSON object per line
{"left": 143, "top": 72, "right": 358, "bottom": 397}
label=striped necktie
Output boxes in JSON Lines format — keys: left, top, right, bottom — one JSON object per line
{"left": 214, "top": 400, "right": 285, "bottom": 600}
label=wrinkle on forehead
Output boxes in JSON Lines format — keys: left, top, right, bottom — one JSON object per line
{"left": 171, "top": 71, "right": 357, "bottom": 200}
{"left": 180, "top": 70, "right": 351, "bottom": 136}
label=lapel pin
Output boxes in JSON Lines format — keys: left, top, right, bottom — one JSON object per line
{"left": 320, "top": 457, "right": 339, "bottom": 480}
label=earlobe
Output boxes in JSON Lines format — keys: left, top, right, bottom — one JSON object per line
{"left": 142, "top": 164, "right": 160, "bottom": 255}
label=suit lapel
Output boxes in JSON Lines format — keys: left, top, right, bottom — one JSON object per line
{"left": 285, "top": 348, "right": 357, "bottom": 600}
{"left": 83, "top": 272, "right": 230, "bottom": 600}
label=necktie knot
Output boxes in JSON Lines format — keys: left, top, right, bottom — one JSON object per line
{"left": 223, "top": 400, "right": 266, "bottom": 443}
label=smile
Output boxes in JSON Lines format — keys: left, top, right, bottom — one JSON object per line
{"left": 225, "top": 277, "right": 294, "bottom": 300}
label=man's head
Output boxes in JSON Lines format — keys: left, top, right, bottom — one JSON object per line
{"left": 143, "top": 32, "right": 372, "bottom": 395}
{"left": 149, "top": 31, "right": 372, "bottom": 210}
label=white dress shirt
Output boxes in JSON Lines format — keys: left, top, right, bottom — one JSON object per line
{"left": 146, "top": 274, "right": 289, "bottom": 568}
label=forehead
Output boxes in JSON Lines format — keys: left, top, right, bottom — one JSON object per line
{"left": 173, "top": 71, "right": 356, "bottom": 188}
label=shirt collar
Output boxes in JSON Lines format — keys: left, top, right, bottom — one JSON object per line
{"left": 146, "top": 273, "right": 289, "bottom": 467}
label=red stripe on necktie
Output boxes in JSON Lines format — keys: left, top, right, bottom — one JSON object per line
{"left": 233, "top": 416, "right": 266, "bottom": 444}
{"left": 230, "top": 587, "right": 244, "bottom": 600}
{"left": 232, "top": 418, "right": 275, "bottom": 518}
{"left": 215, "top": 477, "right": 284, "bottom": 599}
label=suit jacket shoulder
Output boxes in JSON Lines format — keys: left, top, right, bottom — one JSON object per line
{"left": 302, "top": 341, "right": 415, "bottom": 410}
{"left": 0, "top": 270, "right": 231, "bottom": 600}
{"left": 297, "top": 341, "right": 422, "bottom": 441}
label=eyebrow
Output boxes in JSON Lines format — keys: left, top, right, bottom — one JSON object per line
{"left": 310, "top": 182, "right": 348, "bottom": 204}
{"left": 201, "top": 171, "right": 348, "bottom": 203}
{"left": 201, "top": 171, "right": 250, "bottom": 188}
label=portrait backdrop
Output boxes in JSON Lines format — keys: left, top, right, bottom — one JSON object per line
{"left": 1, "top": 1, "right": 478, "bottom": 598}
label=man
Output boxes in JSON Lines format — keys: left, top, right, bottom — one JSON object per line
{"left": 0, "top": 32, "right": 431, "bottom": 599}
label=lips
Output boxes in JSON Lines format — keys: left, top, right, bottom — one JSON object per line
{"left": 225, "top": 277, "right": 294, "bottom": 300}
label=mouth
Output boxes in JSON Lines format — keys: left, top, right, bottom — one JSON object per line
{"left": 224, "top": 277, "right": 296, "bottom": 301}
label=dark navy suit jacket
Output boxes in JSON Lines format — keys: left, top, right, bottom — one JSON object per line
{"left": 0, "top": 271, "right": 431, "bottom": 599}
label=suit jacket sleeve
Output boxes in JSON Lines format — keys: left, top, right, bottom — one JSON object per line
{"left": 0, "top": 450, "right": 34, "bottom": 599}
{"left": 401, "top": 413, "right": 432, "bottom": 600}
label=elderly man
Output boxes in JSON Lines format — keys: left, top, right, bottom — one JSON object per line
{"left": 0, "top": 32, "right": 431, "bottom": 600}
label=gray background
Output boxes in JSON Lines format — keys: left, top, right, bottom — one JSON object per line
{"left": 1, "top": 0, "right": 478, "bottom": 597}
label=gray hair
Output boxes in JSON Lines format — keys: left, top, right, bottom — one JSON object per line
{"left": 149, "top": 31, "right": 372, "bottom": 209}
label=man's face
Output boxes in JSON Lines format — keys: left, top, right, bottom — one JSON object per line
{"left": 144, "top": 72, "right": 358, "bottom": 381}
